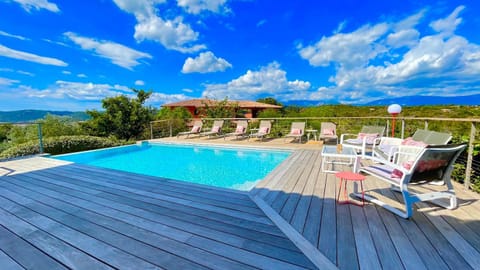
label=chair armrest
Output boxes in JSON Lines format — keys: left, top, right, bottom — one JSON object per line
{"left": 340, "top": 133, "right": 357, "bottom": 143}
{"left": 378, "top": 137, "right": 403, "bottom": 145}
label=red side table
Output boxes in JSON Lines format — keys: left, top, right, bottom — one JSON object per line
{"left": 335, "top": 171, "right": 366, "bottom": 206}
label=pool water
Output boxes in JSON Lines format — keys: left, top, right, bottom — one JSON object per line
{"left": 53, "top": 143, "right": 291, "bottom": 191}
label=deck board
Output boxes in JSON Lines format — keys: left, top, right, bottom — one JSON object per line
{"left": 2, "top": 140, "right": 480, "bottom": 270}
{"left": 250, "top": 147, "right": 480, "bottom": 270}
{"left": 0, "top": 157, "right": 316, "bottom": 270}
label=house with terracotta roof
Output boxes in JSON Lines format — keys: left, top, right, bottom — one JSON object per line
{"left": 162, "top": 98, "right": 282, "bottom": 118}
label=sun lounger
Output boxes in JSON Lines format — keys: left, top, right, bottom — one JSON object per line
{"left": 284, "top": 122, "right": 306, "bottom": 143}
{"left": 224, "top": 120, "right": 248, "bottom": 140}
{"left": 200, "top": 120, "right": 224, "bottom": 138}
{"left": 359, "top": 143, "right": 466, "bottom": 218}
{"left": 341, "top": 125, "right": 386, "bottom": 157}
{"left": 319, "top": 122, "right": 338, "bottom": 143}
{"left": 249, "top": 120, "right": 272, "bottom": 141}
{"left": 177, "top": 120, "right": 203, "bottom": 138}
{"left": 372, "top": 129, "right": 452, "bottom": 161}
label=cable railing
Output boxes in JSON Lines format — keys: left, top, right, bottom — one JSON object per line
{"left": 150, "top": 116, "right": 480, "bottom": 191}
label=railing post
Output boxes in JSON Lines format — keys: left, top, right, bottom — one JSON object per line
{"left": 424, "top": 120, "right": 428, "bottom": 130}
{"left": 150, "top": 122, "right": 153, "bottom": 139}
{"left": 37, "top": 123, "right": 44, "bottom": 154}
{"left": 465, "top": 122, "right": 476, "bottom": 190}
{"left": 401, "top": 119, "right": 405, "bottom": 139}
{"left": 169, "top": 119, "right": 173, "bottom": 137}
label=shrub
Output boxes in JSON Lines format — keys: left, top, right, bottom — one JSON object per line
{"left": 0, "top": 135, "right": 128, "bottom": 159}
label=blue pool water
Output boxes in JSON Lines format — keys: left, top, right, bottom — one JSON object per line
{"left": 53, "top": 143, "right": 291, "bottom": 190}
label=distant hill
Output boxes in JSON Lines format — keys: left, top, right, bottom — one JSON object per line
{"left": 365, "top": 94, "right": 480, "bottom": 106}
{"left": 283, "top": 94, "right": 480, "bottom": 106}
{"left": 0, "top": 110, "right": 89, "bottom": 123}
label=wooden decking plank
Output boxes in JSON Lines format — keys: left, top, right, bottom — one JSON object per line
{"left": 186, "top": 236, "right": 312, "bottom": 270}
{"left": 2, "top": 175, "right": 309, "bottom": 266}
{"left": 280, "top": 151, "right": 318, "bottom": 222}
{"left": 29, "top": 167, "right": 272, "bottom": 225}
{"left": 56, "top": 163, "right": 258, "bottom": 209}
{"left": 363, "top": 205, "right": 404, "bottom": 270}
{"left": 0, "top": 208, "right": 113, "bottom": 270}
{"left": 24, "top": 160, "right": 258, "bottom": 210}
{"left": 47, "top": 158, "right": 252, "bottom": 201}
{"left": 0, "top": 188, "right": 171, "bottom": 270}
{"left": 252, "top": 150, "right": 301, "bottom": 197}
{"left": 0, "top": 224, "right": 68, "bottom": 270}
{"left": 372, "top": 180, "right": 458, "bottom": 270}
{"left": 350, "top": 205, "right": 382, "bottom": 269}
{"left": 336, "top": 204, "right": 359, "bottom": 270}
{"left": 416, "top": 202, "right": 480, "bottom": 269}
{"left": 0, "top": 180, "right": 258, "bottom": 270}
{"left": 263, "top": 150, "right": 311, "bottom": 204}
{"left": 363, "top": 175, "right": 428, "bottom": 270}
{"left": 290, "top": 151, "right": 323, "bottom": 232}
{"left": 27, "top": 165, "right": 284, "bottom": 237}
{"left": 317, "top": 173, "right": 337, "bottom": 264}
{"left": 302, "top": 166, "right": 327, "bottom": 247}
{"left": 0, "top": 250, "right": 25, "bottom": 270}
{"left": 270, "top": 151, "right": 315, "bottom": 212}
{"left": 95, "top": 190, "right": 299, "bottom": 252}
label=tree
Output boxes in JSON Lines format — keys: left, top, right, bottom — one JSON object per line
{"left": 256, "top": 97, "right": 283, "bottom": 106}
{"left": 200, "top": 97, "right": 239, "bottom": 118}
{"left": 83, "top": 89, "right": 155, "bottom": 140}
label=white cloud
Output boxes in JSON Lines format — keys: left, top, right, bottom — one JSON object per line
{"left": 0, "top": 80, "right": 193, "bottom": 110}
{"left": 202, "top": 62, "right": 311, "bottom": 100}
{"left": 298, "top": 23, "right": 389, "bottom": 68}
{"left": 177, "top": 0, "right": 229, "bottom": 14}
{"left": 430, "top": 5, "right": 464, "bottom": 36}
{"left": 135, "top": 80, "right": 145, "bottom": 86}
{"left": 0, "top": 44, "right": 67, "bottom": 66}
{"left": 0, "top": 77, "right": 19, "bottom": 86}
{"left": 0, "top": 30, "right": 29, "bottom": 40}
{"left": 182, "top": 51, "right": 232, "bottom": 73}
{"left": 77, "top": 73, "right": 87, "bottom": 78}
{"left": 10, "top": 0, "right": 59, "bottom": 13}
{"left": 133, "top": 16, "right": 205, "bottom": 53}
{"left": 297, "top": 5, "right": 480, "bottom": 104}
{"left": 112, "top": 0, "right": 205, "bottom": 53}
{"left": 64, "top": 32, "right": 152, "bottom": 70}
{"left": 256, "top": 19, "right": 267, "bottom": 28}
{"left": 62, "top": 70, "right": 71, "bottom": 75}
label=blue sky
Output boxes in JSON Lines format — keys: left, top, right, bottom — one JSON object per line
{"left": 0, "top": 0, "right": 479, "bottom": 111}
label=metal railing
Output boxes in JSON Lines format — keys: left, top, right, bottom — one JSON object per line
{"left": 150, "top": 116, "right": 480, "bottom": 191}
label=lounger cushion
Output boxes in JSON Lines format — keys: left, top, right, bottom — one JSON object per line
{"left": 291, "top": 128, "right": 302, "bottom": 135}
{"left": 401, "top": 137, "right": 428, "bottom": 147}
{"left": 212, "top": 126, "right": 220, "bottom": 133}
{"left": 235, "top": 126, "right": 245, "bottom": 133}
{"left": 346, "top": 133, "right": 378, "bottom": 145}
{"left": 259, "top": 127, "right": 269, "bottom": 134}
{"left": 191, "top": 126, "right": 201, "bottom": 132}
{"left": 322, "top": 128, "right": 335, "bottom": 135}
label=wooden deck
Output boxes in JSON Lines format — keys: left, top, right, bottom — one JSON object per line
{"left": 1, "top": 141, "right": 480, "bottom": 269}
{"left": 251, "top": 149, "right": 480, "bottom": 270}
{"left": 0, "top": 157, "right": 315, "bottom": 270}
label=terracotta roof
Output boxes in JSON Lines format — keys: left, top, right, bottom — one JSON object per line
{"left": 162, "top": 98, "right": 282, "bottom": 109}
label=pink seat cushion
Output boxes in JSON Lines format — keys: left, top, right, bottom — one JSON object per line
{"left": 259, "top": 127, "right": 269, "bottom": 134}
{"left": 322, "top": 128, "right": 335, "bottom": 135}
{"left": 291, "top": 128, "right": 302, "bottom": 135}
{"left": 212, "top": 126, "right": 220, "bottom": 133}
{"left": 191, "top": 126, "right": 201, "bottom": 132}
{"left": 401, "top": 137, "right": 428, "bottom": 147}
{"left": 235, "top": 126, "right": 245, "bottom": 133}
{"left": 357, "top": 133, "right": 379, "bottom": 144}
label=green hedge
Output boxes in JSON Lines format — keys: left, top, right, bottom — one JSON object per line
{"left": 0, "top": 135, "right": 127, "bottom": 159}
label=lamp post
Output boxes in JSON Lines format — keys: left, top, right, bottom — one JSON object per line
{"left": 387, "top": 104, "right": 402, "bottom": 137}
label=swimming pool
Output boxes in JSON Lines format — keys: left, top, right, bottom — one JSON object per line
{"left": 53, "top": 143, "right": 291, "bottom": 191}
